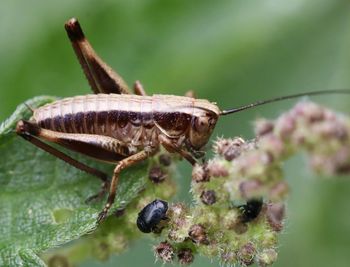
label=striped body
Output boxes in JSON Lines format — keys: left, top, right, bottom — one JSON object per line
{"left": 32, "top": 94, "right": 220, "bottom": 152}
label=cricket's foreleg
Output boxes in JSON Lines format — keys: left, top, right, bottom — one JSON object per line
{"left": 133, "top": 80, "right": 147, "bottom": 96}
{"left": 64, "top": 18, "right": 130, "bottom": 95}
{"left": 97, "top": 150, "right": 151, "bottom": 223}
{"left": 158, "top": 135, "right": 197, "bottom": 165}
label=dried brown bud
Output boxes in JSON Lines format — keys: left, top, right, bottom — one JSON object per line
{"left": 188, "top": 224, "right": 209, "bottom": 244}
{"left": 177, "top": 248, "right": 194, "bottom": 265}
{"left": 192, "top": 164, "right": 210, "bottom": 183}
{"left": 310, "top": 146, "right": 350, "bottom": 175}
{"left": 206, "top": 160, "right": 229, "bottom": 177}
{"left": 159, "top": 154, "right": 172, "bottom": 166}
{"left": 269, "top": 181, "right": 289, "bottom": 201}
{"left": 200, "top": 190, "right": 217, "bottom": 205}
{"left": 257, "top": 248, "right": 278, "bottom": 266}
{"left": 238, "top": 242, "right": 256, "bottom": 266}
{"left": 275, "top": 113, "right": 296, "bottom": 140}
{"left": 154, "top": 241, "right": 174, "bottom": 263}
{"left": 168, "top": 203, "right": 187, "bottom": 219}
{"left": 214, "top": 137, "right": 246, "bottom": 161}
{"left": 221, "top": 251, "right": 237, "bottom": 265}
{"left": 149, "top": 166, "right": 166, "bottom": 183}
{"left": 259, "top": 135, "right": 285, "bottom": 159}
{"left": 255, "top": 118, "right": 274, "bottom": 137}
{"left": 239, "top": 179, "right": 263, "bottom": 199}
{"left": 311, "top": 120, "right": 348, "bottom": 142}
{"left": 168, "top": 203, "right": 188, "bottom": 227}
{"left": 236, "top": 151, "right": 273, "bottom": 178}
{"left": 266, "top": 203, "right": 285, "bottom": 232}
{"left": 167, "top": 203, "right": 191, "bottom": 242}
{"left": 292, "top": 101, "right": 325, "bottom": 123}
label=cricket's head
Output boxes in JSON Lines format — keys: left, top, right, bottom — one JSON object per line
{"left": 186, "top": 101, "right": 220, "bottom": 151}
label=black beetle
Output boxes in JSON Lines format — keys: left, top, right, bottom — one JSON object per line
{"left": 238, "top": 199, "right": 263, "bottom": 223}
{"left": 137, "top": 199, "right": 168, "bottom": 233}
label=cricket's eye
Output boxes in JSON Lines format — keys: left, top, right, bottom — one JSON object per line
{"left": 193, "top": 117, "right": 209, "bottom": 133}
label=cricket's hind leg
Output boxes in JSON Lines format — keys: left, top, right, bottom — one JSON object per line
{"left": 15, "top": 120, "right": 117, "bottom": 203}
{"left": 65, "top": 18, "right": 131, "bottom": 95}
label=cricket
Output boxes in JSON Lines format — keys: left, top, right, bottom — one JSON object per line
{"left": 15, "top": 18, "right": 350, "bottom": 223}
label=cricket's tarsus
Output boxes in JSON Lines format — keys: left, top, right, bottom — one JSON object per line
{"left": 16, "top": 17, "right": 350, "bottom": 224}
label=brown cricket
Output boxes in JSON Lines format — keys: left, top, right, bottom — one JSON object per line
{"left": 15, "top": 18, "right": 350, "bottom": 223}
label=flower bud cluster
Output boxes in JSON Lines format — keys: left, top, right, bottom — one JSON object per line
{"left": 152, "top": 101, "right": 350, "bottom": 266}
{"left": 273, "top": 101, "right": 350, "bottom": 174}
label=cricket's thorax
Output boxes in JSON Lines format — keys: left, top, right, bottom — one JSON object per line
{"left": 32, "top": 94, "right": 220, "bottom": 150}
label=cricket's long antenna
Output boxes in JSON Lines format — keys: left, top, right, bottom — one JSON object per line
{"left": 220, "top": 89, "right": 350, "bottom": 116}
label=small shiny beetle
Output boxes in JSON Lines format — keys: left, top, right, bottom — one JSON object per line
{"left": 238, "top": 199, "right": 263, "bottom": 223}
{"left": 137, "top": 199, "right": 168, "bottom": 233}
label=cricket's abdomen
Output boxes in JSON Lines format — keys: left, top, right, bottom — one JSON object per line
{"left": 32, "top": 94, "right": 199, "bottom": 149}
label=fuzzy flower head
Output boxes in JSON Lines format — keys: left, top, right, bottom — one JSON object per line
{"left": 147, "top": 101, "right": 350, "bottom": 266}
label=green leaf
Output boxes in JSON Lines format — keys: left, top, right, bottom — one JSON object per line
{"left": 0, "top": 97, "right": 149, "bottom": 266}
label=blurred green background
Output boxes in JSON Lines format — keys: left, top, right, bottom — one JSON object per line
{"left": 1, "top": 1, "right": 350, "bottom": 266}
